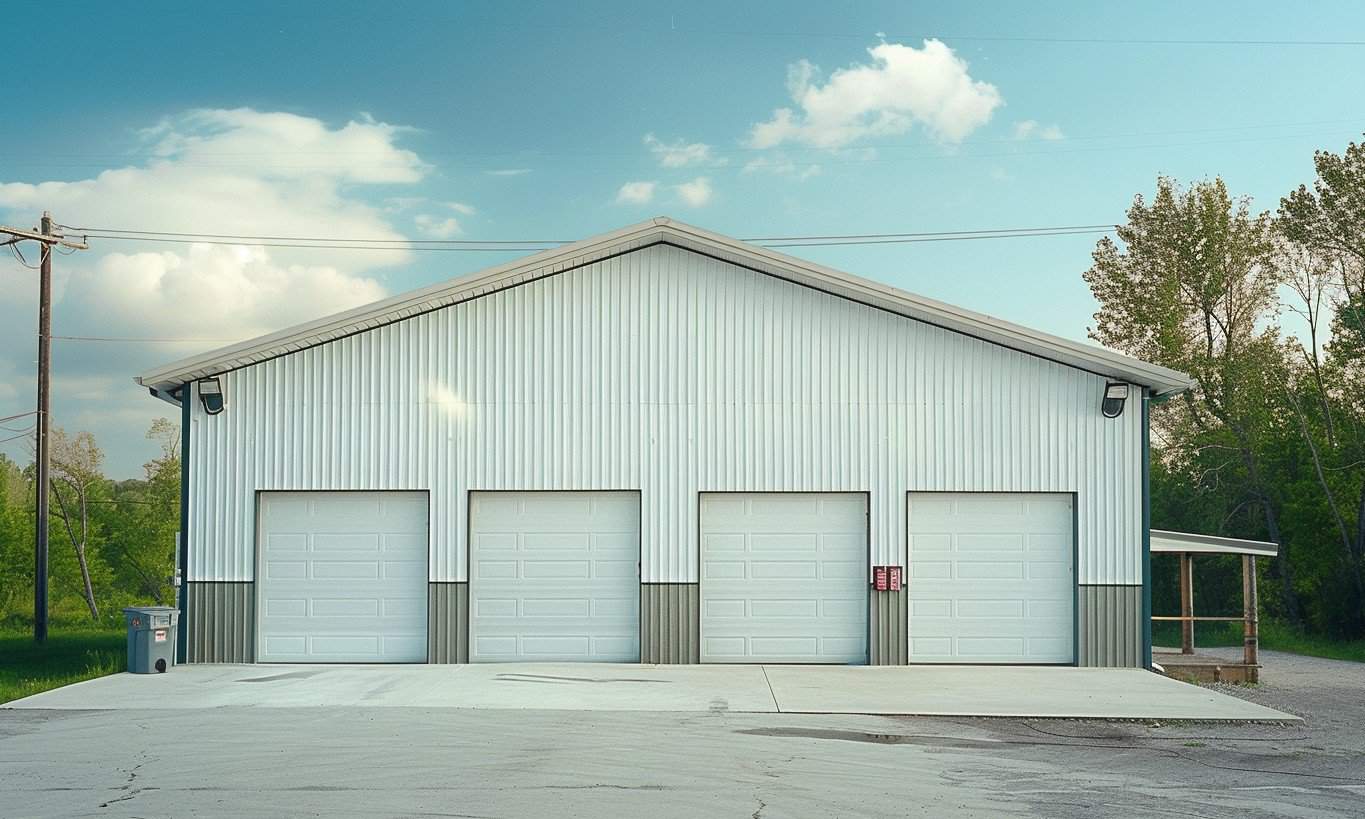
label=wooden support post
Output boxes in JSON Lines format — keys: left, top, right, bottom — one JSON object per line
{"left": 1179, "top": 552, "right": 1194, "bottom": 654}
{"left": 1243, "top": 555, "right": 1259, "bottom": 682}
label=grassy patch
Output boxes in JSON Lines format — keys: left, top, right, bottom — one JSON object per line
{"left": 1153, "top": 619, "right": 1365, "bottom": 663}
{"left": 0, "top": 629, "right": 126, "bottom": 704}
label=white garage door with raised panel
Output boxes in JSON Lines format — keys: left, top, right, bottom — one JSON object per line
{"left": 469, "top": 492, "right": 640, "bottom": 662}
{"left": 700, "top": 493, "right": 868, "bottom": 664}
{"left": 907, "top": 492, "right": 1074, "bottom": 664}
{"left": 256, "top": 491, "right": 429, "bottom": 663}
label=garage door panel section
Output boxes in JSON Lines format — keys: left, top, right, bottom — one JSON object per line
{"left": 257, "top": 491, "right": 430, "bottom": 663}
{"left": 701, "top": 493, "right": 868, "bottom": 664}
{"left": 908, "top": 492, "right": 1074, "bottom": 664}
{"left": 469, "top": 492, "right": 641, "bottom": 662}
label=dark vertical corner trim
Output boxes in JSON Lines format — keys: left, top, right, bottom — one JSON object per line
{"left": 177, "top": 381, "right": 190, "bottom": 662}
{"left": 1141, "top": 388, "right": 1153, "bottom": 669}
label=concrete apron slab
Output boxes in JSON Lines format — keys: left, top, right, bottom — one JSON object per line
{"left": 3, "top": 664, "right": 1296, "bottom": 721}
{"left": 760, "top": 666, "right": 1296, "bottom": 721}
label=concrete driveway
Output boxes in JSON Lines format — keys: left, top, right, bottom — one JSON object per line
{"left": 5, "top": 663, "right": 1292, "bottom": 720}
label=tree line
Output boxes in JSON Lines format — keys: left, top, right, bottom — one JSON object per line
{"left": 1087, "top": 140, "right": 1365, "bottom": 638}
{"left": 0, "top": 420, "right": 179, "bottom": 627}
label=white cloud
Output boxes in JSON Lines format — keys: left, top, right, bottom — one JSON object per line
{"left": 674, "top": 177, "right": 713, "bottom": 207}
{"left": 414, "top": 214, "right": 462, "bottom": 238}
{"left": 748, "top": 40, "right": 1002, "bottom": 149}
{"left": 68, "top": 244, "right": 385, "bottom": 343}
{"left": 0, "top": 108, "right": 436, "bottom": 476}
{"left": 446, "top": 201, "right": 477, "bottom": 215}
{"left": 141, "top": 108, "right": 425, "bottom": 184}
{"left": 1013, "top": 120, "right": 1064, "bottom": 141}
{"left": 742, "top": 155, "right": 822, "bottom": 180}
{"left": 485, "top": 168, "right": 531, "bottom": 176}
{"left": 615, "top": 180, "right": 657, "bottom": 205}
{"left": 643, "top": 133, "right": 725, "bottom": 168}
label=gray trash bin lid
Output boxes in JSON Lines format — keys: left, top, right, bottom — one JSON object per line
{"left": 123, "top": 606, "right": 180, "bottom": 629}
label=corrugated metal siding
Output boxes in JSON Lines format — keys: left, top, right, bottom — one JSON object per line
{"left": 1079, "top": 584, "right": 1142, "bottom": 667}
{"left": 188, "top": 244, "right": 1142, "bottom": 586}
{"left": 870, "top": 589, "right": 907, "bottom": 665}
{"left": 428, "top": 582, "right": 468, "bottom": 663}
{"left": 184, "top": 582, "right": 254, "bottom": 663}
{"left": 640, "top": 583, "right": 699, "bottom": 663}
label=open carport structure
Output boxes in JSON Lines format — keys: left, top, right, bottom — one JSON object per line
{"left": 1151, "top": 529, "right": 1279, "bottom": 683}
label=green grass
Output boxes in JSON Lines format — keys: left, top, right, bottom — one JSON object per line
{"left": 0, "top": 628, "right": 126, "bottom": 704}
{"left": 1153, "top": 619, "right": 1365, "bottom": 663}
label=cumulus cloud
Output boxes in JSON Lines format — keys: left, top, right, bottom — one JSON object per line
{"left": 0, "top": 107, "right": 436, "bottom": 475}
{"left": 415, "top": 214, "right": 462, "bottom": 238}
{"left": 1013, "top": 120, "right": 1064, "bottom": 141}
{"left": 748, "top": 40, "right": 1002, "bottom": 149}
{"left": 674, "top": 177, "right": 713, "bottom": 207}
{"left": 615, "top": 180, "right": 657, "bottom": 204}
{"left": 67, "top": 244, "right": 386, "bottom": 342}
{"left": 743, "top": 155, "right": 821, "bottom": 180}
{"left": 643, "top": 133, "right": 725, "bottom": 168}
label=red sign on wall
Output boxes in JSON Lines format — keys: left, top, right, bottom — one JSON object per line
{"left": 872, "top": 565, "right": 888, "bottom": 591}
{"left": 888, "top": 566, "right": 903, "bottom": 591}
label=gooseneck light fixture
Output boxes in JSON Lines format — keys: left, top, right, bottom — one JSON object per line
{"left": 197, "top": 377, "right": 225, "bottom": 415}
{"left": 1101, "top": 382, "right": 1129, "bottom": 419}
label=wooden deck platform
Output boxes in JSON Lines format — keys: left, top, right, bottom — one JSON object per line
{"left": 1154, "top": 648, "right": 1259, "bottom": 684}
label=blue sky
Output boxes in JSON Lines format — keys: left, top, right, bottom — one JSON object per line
{"left": 2, "top": 0, "right": 1363, "bottom": 476}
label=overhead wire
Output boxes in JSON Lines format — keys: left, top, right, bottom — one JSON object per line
{"left": 62, "top": 222, "right": 1120, "bottom": 251}
{"left": 51, "top": 335, "right": 240, "bottom": 343}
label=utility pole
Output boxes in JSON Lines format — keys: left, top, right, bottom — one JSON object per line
{"left": 1, "top": 214, "right": 87, "bottom": 642}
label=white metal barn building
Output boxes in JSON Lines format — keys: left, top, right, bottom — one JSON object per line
{"left": 137, "top": 218, "right": 1193, "bottom": 667}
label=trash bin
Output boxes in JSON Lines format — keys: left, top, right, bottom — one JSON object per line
{"left": 123, "top": 606, "right": 179, "bottom": 673}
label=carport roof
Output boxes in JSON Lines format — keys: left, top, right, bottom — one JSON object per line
{"left": 1151, "top": 529, "right": 1279, "bottom": 557}
{"left": 135, "top": 217, "right": 1196, "bottom": 398}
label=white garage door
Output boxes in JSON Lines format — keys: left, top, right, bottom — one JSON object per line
{"left": 257, "top": 491, "right": 429, "bottom": 663}
{"left": 469, "top": 492, "right": 640, "bottom": 662}
{"left": 700, "top": 493, "right": 868, "bottom": 664}
{"left": 907, "top": 492, "right": 1074, "bottom": 664}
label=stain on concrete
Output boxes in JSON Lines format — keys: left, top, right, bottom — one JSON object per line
{"left": 237, "top": 670, "right": 328, "bottom": 683}
{"left": 736, "top": 726, "right": 1003, "bottom": 749}
{"left": 494, "top": 673, "right": 669, "bottom": 685}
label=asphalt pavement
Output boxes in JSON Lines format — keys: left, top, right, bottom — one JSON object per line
{"left": 0, "top": 651, "right": 1356, "bottom": 818}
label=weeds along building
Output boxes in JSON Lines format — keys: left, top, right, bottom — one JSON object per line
{"left": 136, "top": 218, "right": 1192, "bottom": 666}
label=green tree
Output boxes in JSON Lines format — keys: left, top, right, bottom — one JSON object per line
{"left": 47, "top": 428, "right": 110, "bottom": 621}
{"left": 97, "top": 420, "right": 179, "bottom": 606}
{"left": 1083, "top": 177, "right": 1302, "bottom": 623}
{"left": 1277, "top": 139, "right": 1365, "bottom": 633}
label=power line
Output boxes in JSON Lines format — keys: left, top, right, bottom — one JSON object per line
{"left": 58, "top": 225, "right": 574, "bottom": 245}
{"left": 62, "top": 223, "right": 1119, "bottom": 252}
{"left": 51, "top": 335, "right": 240, "bottom": 343}
{"left": 460, "top": 18, "right": 1365, "bottom": 48}
{"left": 77, "top": 234, "right": 555, "bottom": 252}
{"left": 764, "top": 228, "right": 1113, "bottom": 248}
{"left": 746, "top": 224, "right": 1117, "bottom": 242}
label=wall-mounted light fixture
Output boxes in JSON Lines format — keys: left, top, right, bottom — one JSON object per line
{"left": 198, "top": 377, "right": 225, "bottom": 415}
{"left": 1101, "top": 382, "right": 1129, "bottom": 419}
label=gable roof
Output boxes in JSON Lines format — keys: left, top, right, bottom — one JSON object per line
{"left": 135, "top": 217, "right": 1195, "bottom": 397}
